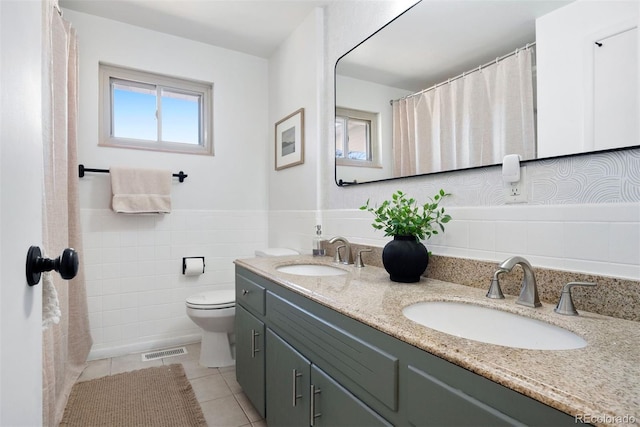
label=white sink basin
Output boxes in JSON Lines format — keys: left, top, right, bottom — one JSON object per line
{"left": 403, "top": 301, "right": 586, "bottom": 350}
{"left": 276, "top": 264, "right": 347, "bottom": 277}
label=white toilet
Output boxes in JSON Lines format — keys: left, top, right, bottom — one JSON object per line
{"left": 185, "top": 289, "right": 236, "bottom": 368}
{"left": 185, "top": 249, "right": 299, "bottom": 368}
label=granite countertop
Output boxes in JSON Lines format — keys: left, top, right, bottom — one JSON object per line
{"left": 235, "top": 255, "right": 640, "bottom": 427}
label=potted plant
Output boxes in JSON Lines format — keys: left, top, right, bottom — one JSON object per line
{"left": 360, "top": 189, "right": 451, "bottom": 283}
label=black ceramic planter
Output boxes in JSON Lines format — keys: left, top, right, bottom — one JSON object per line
{"left": 382, "top": 235, "right": 428, "bottom": 283}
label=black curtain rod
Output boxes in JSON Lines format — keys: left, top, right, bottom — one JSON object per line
{"left": 78, "top": 164, "right": 188, "bottom": 183}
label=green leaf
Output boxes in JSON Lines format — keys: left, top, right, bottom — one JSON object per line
{"left": 361, "top": 190, "right": 452, "bottom": 240}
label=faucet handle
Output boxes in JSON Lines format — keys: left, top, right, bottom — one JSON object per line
{"left": 355, "top": 248, "right": 372, "bottom": 268}
{"left": 554, "top": 282, "right": 596, "bottom": 316}
{"left": 486, "top": 268, "right": 507, "bottom": 299}
{"left": 334, "top": 245, "right": 345, "bottom": 264}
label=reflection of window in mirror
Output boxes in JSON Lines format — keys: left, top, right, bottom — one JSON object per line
{"left": 335, "top": 107, "right": 381, "bottom": 168}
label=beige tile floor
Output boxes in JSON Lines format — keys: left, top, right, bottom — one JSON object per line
{"left": 77, "top": 343, "right": 266, "bottom": 427}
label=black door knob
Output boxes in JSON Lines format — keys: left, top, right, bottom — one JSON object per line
{"left": 26, "top": 246, "right": 79, "bottom": 286}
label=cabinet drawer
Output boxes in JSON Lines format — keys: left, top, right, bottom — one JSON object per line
{"left": 236, "top": 272, "right": 266, "bottom": 315}
{"left": 267, "top": 292, "right": 398, "bottom": 411}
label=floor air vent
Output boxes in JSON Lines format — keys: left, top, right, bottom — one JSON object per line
{"left": 141, "top": 347, "right": 188, "bottom": 362}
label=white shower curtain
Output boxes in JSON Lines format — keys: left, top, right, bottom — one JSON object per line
{"left": 393, "top": 48, "right": 535, "bottom": 176}
{"left": 42, "top": 1, "right": 92, "bottom": 425}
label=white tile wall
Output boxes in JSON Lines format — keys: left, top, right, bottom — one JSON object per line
{"left": 81, "top": 209, "right": 268, "bottom": 360}
{"left": 321, "top": 203, "right": 640, "bottom": 280}
{"left": 82, "top": 202, "right": 638, "bottom": 360}
{"left": 267, "top": 210, "right": 320, "bottom": 255}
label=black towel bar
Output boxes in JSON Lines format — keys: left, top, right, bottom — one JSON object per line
{"left": 78, "top": 164, "right": 188, "bottom": 183}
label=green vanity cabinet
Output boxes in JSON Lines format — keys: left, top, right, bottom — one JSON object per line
{"left": 235, "top": 265, "right": 578, "bottom": 426}
{"left": 235, "top": 305, "right": 266, "bottom": 418}
{"left": 266, "top": 329, "right": 391, "bottom": 427}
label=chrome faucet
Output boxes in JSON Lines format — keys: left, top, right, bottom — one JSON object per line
{"left": 498, "top": 256, "right": 541, "bottom": 308}
{"left": 328, "top": 236, "right": 354, "bottom": 265}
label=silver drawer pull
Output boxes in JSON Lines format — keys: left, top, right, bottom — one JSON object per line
{"left": 242, "top": 289, "right": 249, "bottom": 296}
{"left": 251, "top": 329, "right": 260, "bottom": 358}
{"left": 310, "top": 384, "right": 321, "bottom": 426}
{"left": 292, "top": 369, "right": 303, "bottom": 407}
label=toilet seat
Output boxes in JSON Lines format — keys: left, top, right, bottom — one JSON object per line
{"left": 186, "top": 290, "right": 235, "bottom": 310}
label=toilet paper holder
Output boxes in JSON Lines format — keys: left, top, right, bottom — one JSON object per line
{"left": 183, "top": 257, "right": 205, "bottom": 275}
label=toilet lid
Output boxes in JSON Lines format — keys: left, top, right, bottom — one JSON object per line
{"left": 186, "top": 290, "right": 235, "bottom": 309}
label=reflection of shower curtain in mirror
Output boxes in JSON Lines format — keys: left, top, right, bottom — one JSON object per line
{"left": 392, "top": 49, "right": 535, "bottom": 176}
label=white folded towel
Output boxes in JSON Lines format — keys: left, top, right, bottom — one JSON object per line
{"left": 110, "top": 167, "right": 172, "bottom": 213}
{"left": 42, "top": 272, "right": 61, "bottom": 330}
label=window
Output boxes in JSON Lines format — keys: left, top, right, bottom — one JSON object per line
{"left": 99, "top": 63, "right": 213, "bottom": 155}
{"left": 335, "top": 107, "right": 380, "bottom": 168}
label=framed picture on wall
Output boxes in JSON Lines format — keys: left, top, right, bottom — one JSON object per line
{"left": 275, "top": 108, "right": 304, "bottom": 170}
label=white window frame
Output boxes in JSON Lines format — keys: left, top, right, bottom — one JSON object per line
{"left": 99, "top": 63, "right": 214, "bottom": 155}
{"left": 335, "top": 107, "right": 381, "bottom": 168}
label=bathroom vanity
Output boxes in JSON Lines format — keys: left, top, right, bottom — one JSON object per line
{"left": 234, "top": 255, "right": 640, "bottom": 426}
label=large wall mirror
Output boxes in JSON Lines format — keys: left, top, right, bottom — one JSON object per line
{"left": 335, "top": 0, "right": 639, "bottom": 186}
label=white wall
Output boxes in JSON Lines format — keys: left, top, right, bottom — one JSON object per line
{"left": 65, "top": 9, "right": 270, "bottom": 358}
{"left": 268, "top": 8, "right": 322, "bottom": 213}
{"left": 66, "top": 9, "right": 269, "bottom": 211}
{"left": 266, "top": 2, "right": 417, "bottom": 255}
{"left": 269, "top": 0, "right": 640, "bottom": 281}
{"left": 267, "top": 8, "right": 325, "bottom": 253}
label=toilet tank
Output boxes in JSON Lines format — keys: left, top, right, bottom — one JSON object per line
{"left": 255, "top": 248, "right": 299, "bottom": 257}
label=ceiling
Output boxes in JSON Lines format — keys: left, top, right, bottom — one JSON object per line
{"left": 60, "top": 0, "right": 573, "bottom": 89}
{"left": 336, "top": 0, "right": 574, "bottom": 91}
{"left": 59, "top": 0, "right": 329, "bottom": 58}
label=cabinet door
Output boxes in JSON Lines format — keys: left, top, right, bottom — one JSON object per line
{"left": 235, "top": 305, "right": 265, "bottom": 417}
{"left": 310, "top": 365, "right": 392, "bottom": 427}
{"left": 406, "top": 365, "right": 520, "bottom": 426}
{"left": 266, "top": 329, "right": 311, "bottom": 427}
